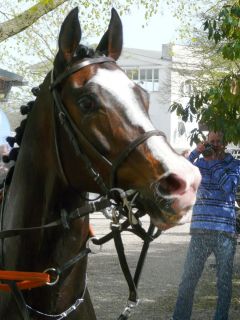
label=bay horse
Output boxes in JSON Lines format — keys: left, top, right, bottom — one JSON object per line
{"left": 0, "top": 7, "right": 201, "bottom": 320}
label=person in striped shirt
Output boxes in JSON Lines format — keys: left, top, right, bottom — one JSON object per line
{"left": 172, "top": 131, "right": 240, "bottom": 320}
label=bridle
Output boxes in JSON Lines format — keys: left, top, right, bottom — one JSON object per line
{"left": 0, "top": 55, "right": 165, "bottom": 320}
{"left": 49, "top": 56, "right": 165, "bottom": 319}
{"left": 50, "top": 55, "right": 165, "bottom": 192}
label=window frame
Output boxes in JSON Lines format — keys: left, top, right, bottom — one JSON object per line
{"left": 123, "top": 67, "right": 159, "bottom": 92}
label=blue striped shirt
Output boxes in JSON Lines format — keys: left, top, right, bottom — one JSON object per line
{"left": 188, "top": 150, "right": 240, "bottom": 235}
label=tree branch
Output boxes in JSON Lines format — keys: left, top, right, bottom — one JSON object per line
{"left": 0, "top": 0, "right": 68, "bottom": 43}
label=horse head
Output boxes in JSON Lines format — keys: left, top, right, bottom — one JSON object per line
{"left": 0, "top": 7, "right": 201, "bottom": 320}
{"left": 52, "top": 7, "right": 201, "bottom": 230}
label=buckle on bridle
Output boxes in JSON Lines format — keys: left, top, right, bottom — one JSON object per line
{"left": 61, "top": 209, "right": 70, "bottom": 229}
{"left": 109, "top": 188, "right": 139, "bottom": 225}
{"left": 110, "top": 222, "right": 122, "bottom": 231}
{"left": 43, "top": 268, "right": 60, "bottom": 286}
{"left": 121, "top": 299, "right": 139, "bottom": 318}
{"left": 58, "top": 111, "right": 66, "bottom": 125}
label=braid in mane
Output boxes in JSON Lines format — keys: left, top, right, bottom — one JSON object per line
{"left": 75, "top": 44, "right": 95, "bottom": 59}
{"left": 1, "top": 86, "right": 41, "bottom": 186}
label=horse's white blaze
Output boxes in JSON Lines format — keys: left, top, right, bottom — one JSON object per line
{"left": 89, "top": 68, "right": 194, "bottom": 187}
{"left": 89, "top": 68, "right": 153, "bottom": 129}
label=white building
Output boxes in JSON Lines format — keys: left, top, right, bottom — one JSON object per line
{"left": 118, "top": 44, "right": 201, "bottom": 153}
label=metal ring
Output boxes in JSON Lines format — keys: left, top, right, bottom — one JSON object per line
{"left": 43, "top": 268, "right": 60, "bottom": 286}
{"left": 86, "top": 237, "right": 102, "bottom": 253}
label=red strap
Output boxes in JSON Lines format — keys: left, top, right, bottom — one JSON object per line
{"left": 0, "top": 270, "right": 50, "bottom": 291}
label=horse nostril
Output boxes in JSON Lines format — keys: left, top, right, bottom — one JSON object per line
{"left": 157, "top": 173, "right": 187, "bottom": 196}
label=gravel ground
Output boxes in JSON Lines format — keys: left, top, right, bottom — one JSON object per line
{"left": 87, "top": 213, "right": 240, "bottom": 320}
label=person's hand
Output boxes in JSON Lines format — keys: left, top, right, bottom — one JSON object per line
{"left": 196, "top": 142, "right": 205, "bottom": 153}
{"left": 196, "top": 142, "right": 216, "bottom": 161}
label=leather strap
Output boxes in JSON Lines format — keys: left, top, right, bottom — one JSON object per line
{"left": 0, "top": 271, "right": 50, "bottom": 292}
{"left": 0, "top": 198, "right": 110, "bottom": 239}
{"left": 50, "top": 57, "right": 115, "bottom": 89}
{"left": 51, "top": 57, "right": 165, "bottom": 191}
{"left": 6, "top": 281, "right": 30, "bottom": 320}
{"left": 56, "top": 248, "right": 90, "bottom": 275}
{"left": 110, "top": 130, "right": 165, "bottom": 187}
{"left": 111, "top": 224, "right": 138, "bottom": 303}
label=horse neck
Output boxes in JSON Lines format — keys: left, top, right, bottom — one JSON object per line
{"left": 0, "top": 73, "right": 90, "bottom": 311}
{"left": 4, "top": 74, "right": 67, "bottom": 232}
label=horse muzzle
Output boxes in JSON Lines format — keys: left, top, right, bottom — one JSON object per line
{"left": 150, "top": 166, "right": 201, "bottom": 230}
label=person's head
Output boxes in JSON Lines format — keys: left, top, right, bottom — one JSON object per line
{"left": 207, "top": 131, "right": 225, "bottom": 151}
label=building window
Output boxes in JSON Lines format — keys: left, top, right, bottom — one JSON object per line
{"left": 123, "top": 68, "right": 159, "bottom": 92}
{"left": 126, "top": 69, "right": 138, "bottom": 80}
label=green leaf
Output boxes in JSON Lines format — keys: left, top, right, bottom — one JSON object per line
{"left": 203, "top": 20, "right": 209, "bottom": 31}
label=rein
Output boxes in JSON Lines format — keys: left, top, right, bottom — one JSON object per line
{"left": 50, "top": 56, "right": 165, "bottom": 317}
{"left": 0, "top": 189, "right": 161, "bottom": 319}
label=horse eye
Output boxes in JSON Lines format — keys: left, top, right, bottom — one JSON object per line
{"left": 77, "top": 95, "right": 98, "bottom": 113}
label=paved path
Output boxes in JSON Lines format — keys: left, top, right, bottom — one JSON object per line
{"left": 87, "top": 213, "right": 240, "bottom": 320}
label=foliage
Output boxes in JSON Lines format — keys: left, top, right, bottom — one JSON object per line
{"left": 2, "top": 0, "right": 239, "bottom": 143}
{"left": 0, "top": 0, "right": 204, "bottom": 114}
{"left": 204, "top": 0, "right": 240, "bottom": 59}
{"left": 0, "top": 0, "right": 161, "bottom": 112}
{"left": 170, "top": 0, "right": 240, "bottom": 145}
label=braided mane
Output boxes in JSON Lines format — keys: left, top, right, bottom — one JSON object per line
{"left": 1, "top": 86, "right": 40, "bottom": 186}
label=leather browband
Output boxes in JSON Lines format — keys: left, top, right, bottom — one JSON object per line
{"left": 50, "top": 56, "right": 116, "bottom": 89}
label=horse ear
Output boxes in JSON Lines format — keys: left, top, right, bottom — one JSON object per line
{"left": 58, "top": 7, "right": 81, "bottom": 63}
{"left": 96, "top": 8, "right": 123, "bottom": 60}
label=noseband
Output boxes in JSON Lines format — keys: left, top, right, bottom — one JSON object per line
{"left": 50, "top": 56, "right": 165, "bottom": 191}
